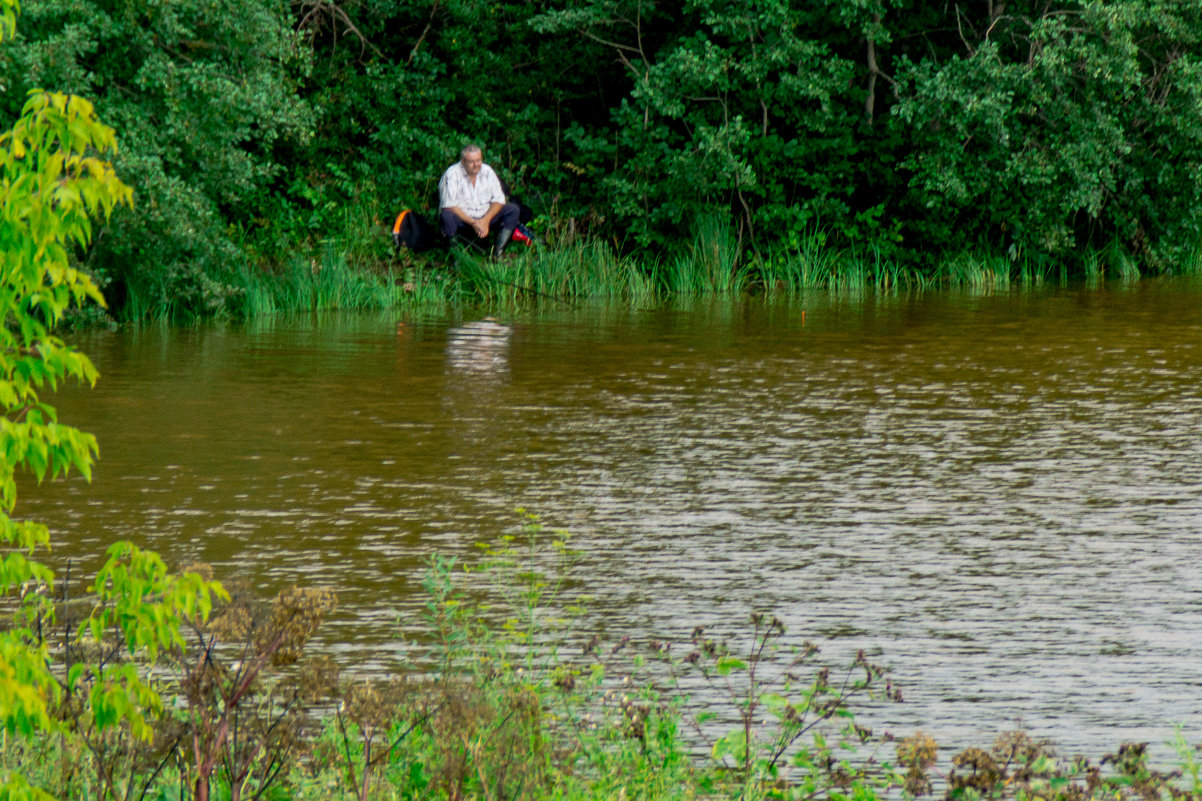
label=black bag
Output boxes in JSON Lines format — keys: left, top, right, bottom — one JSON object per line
{"left": 391, "top": 209, "right": 444, "bottom": 252}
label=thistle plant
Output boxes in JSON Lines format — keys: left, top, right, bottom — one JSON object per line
{"left": 640, "top": 613, "right": 905, "bottom": 801}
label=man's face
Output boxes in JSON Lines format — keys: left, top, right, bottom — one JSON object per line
{"left": 462, "top": 151, "right": 483, "bottom": 177}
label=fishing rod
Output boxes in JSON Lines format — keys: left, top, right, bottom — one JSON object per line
{"left": 455, "top": 255, "right": 578, "bottom": 307}
{"left": 483, "top": 273, "right": 577, "bottom": 306}
{"left": 390, "top": 223, "right": 577, "bottom": 306}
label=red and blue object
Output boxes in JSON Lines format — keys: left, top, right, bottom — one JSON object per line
{"left": 512, "top": 224, "right": 536, "bottom": 246}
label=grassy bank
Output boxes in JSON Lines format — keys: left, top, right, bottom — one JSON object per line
{"left": 7, "top": 515, "right": 1202, "bottom": 801}
{"left": 103, "top": 209, "right": 1202, "bottom": 323}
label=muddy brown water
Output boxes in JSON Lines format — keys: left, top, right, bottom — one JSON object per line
{"left": 22, "top": 279, "right": 1202, "bottom": 758}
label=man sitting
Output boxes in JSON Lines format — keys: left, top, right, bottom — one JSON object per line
{"left": 438, "top": 144, "right": 521, "bottom": 259}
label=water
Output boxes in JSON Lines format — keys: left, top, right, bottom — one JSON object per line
{"left": 23, "top": 278, "right": 1202, "bottom": 759}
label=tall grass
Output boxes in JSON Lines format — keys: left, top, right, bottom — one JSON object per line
{"left": 114, "top": 213, "right": 1202, "bottom": 323}
{"left": 761, "top": 231, "right": 926, "bottom": 297}
{"left": 452, "top": 222, "right": 925, "bottom": 309}
{"left": 233, "top": 247, "right": 412, "bottom": 316}
{"left": 452, "top": 239, "right": 657, "bottom": 306}
{"left": 653, "top": 214, "right": 750, "bottom": 294}
{"left": 935, "top": 252, "right": 1017, "bottom": 292}
{"left": 473, "top": 229, "right": 1200, "bottom": 301}
{"left": 1179, "top": 242, "right": 1202, "bottom": 276}
{"left": 933, "top": 239, "right": 1156, "bottom": 291}
{"left": 1098, "top": 240, "right": 1142, "bottom": 282}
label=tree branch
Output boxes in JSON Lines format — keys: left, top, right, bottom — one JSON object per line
{"left": 405, "top": 0, "right": 441, "bottom": 67}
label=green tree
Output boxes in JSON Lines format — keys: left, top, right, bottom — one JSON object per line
{"left": 893, "top": 0, "right": 1202, "bottom": 266}
{"left": 9, "top": 0, "right": 1202, "bottom": 308}
{"left": 530, "top": 0, "right": 897, "bottom": 252}
{"left": 1, "top": 0, "right": 313, "bottom": 319}
{"left": 0, "top": 10, "right": 225, "bottom": 799}
{"left": 296, "top": 0, "right": 613, "bottom": 238}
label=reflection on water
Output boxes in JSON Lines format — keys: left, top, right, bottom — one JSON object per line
{"left": 447, "top": 318, "right": 512, "bottom": 376}
{"left": 22, "top": 280, "right": 1202, "bottom": 756}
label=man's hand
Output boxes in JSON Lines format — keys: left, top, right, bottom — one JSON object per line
{"left": 471, "top": 218, "right": 489, "bottom": 238}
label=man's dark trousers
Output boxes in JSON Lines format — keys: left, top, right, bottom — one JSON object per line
{"left": 439, "top": 203, "right": 520, "bottom": 245}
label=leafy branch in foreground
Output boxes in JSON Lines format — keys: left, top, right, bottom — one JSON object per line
{"left": 0, "top": 21, "right": 135, "bottom": 795}
{"left": 0, "top": 14, "right": 228, "bottom": 801}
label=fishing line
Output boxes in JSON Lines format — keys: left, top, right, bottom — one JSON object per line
{"left": 455, "top": 254, "right": 577, "bottom": 307}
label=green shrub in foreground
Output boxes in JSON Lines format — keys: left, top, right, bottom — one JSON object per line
{"left": 274, "top": 513, "right": 901, "bottom": 801}
{"left": 273, "top": 515, "right": 1202, "bottom": 801}
{"left": 4, "top": 511, "right": 1202, "bottom": 801}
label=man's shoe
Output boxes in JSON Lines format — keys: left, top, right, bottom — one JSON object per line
{"left": 492, "top": 227, "right": 515, "bottom": 260}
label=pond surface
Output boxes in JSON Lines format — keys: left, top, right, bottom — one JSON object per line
{"left": 23, "top": 278, "right": 1202, "bottom": 758}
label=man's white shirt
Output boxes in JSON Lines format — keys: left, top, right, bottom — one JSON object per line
{"left": 439, "top": 162, "right": 506, "bottom": 218}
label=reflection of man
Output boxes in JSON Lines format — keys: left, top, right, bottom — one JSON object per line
{"left": 447, "top": 318, "right": 511, "bottom": 376}
{"left": 438, "top": 145, "right": 520, "bottom": 259}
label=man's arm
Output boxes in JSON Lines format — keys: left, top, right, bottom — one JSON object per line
{"left": 444, "top": 204, "right": 498, "bottom": 238}
{"left": 477, "top": 202, "right": 503, "bottom": 231}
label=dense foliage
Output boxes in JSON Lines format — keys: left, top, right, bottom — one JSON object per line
{"left": 0, "top": 0, "right": 310, "bottom": 316}
{"left": 5, "top": 0, "right": 1202, "bottom": 318}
